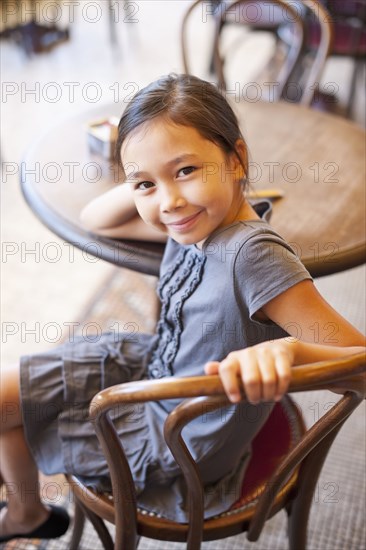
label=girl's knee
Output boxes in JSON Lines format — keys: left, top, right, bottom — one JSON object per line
{"left": 0, "top": 364, "right": 22, "bottom": 431}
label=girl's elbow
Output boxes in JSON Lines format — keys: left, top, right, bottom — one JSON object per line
{"left": 79, "top": 206, "right": 90, "bottom": 227}
{"left": 79, "top": 204, "right": 103, "bottom": 232}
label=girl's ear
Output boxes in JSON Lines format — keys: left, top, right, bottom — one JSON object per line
{"left": 231, "top": 139, "right": 248, "bottom": 181}
{"left": 235, "top": 139, "right": 248, "bottom": 167}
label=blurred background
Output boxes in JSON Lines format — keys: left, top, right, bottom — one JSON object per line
{"left": 1, "top": 0, "right": 365, "bottom": 365}
{"left": 1, "top": 1, "right": 194, "bottom": 364}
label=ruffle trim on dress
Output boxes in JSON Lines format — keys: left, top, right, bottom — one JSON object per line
{"left": 148, "top": 248, "right": 206, "bottom": 379}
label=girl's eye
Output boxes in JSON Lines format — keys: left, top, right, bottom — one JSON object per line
{"left": 136, "top": 181, "right": 154, "bottom": 191}
{"left": 177, "top": 166, "right": 196, "bottom": 177}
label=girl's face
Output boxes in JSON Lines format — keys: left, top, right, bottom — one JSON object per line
{"left": 121, "top": 117, "right": 246, "bottom": 247}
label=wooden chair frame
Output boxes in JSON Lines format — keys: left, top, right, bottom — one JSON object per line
{"left": 182, "top": 0, "right": 334, "bottom": 106}
{"left": 212, "top": 0, "right": 306, "bottom": 100}
{"left": 67, "top": 352, "right": 365, "bottom": 550}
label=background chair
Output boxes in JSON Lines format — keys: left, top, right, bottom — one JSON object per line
{"left": 182, "top": 0, "right": 333, "bottom": 106}
{"left": 182, "top": 0, "right": 304, "bottom": 100}
{"left": 0, "top": 0, "right": 69, "bottom": 55}
{"left": 306, "top": 0, "right": 366, "bottom": 116}
{"left": 67, "top": 352, "right": 365, "bottom": 550}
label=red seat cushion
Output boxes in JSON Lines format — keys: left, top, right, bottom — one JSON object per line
{"left": 231, "top": 399, "right": 300, "bottom": 509}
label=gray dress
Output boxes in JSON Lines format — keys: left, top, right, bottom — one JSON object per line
{"left": 20, "top": 213, "right": 311, "bottom": 522}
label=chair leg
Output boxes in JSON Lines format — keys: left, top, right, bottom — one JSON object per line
{"left": 108, "top": 0, "right": 118, "bottom": 46}
{"left": 346, "top": 58, "right": 364, "bottom": 119}
{"left": 78, "top": 501, "right": 114, "bottom": 550}
{"left": 286, "top": 423, "right": 345, "bottom": 550}
{"left": 69, "top": 501, "right": 86, "bottom": 550}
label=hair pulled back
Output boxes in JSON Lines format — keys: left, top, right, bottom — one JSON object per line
{"left": 116, "top": 74, "right": 248, "bottom": 185}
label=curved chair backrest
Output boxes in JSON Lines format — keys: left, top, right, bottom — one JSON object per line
{"left": 68, "top": 352, "right": 365, "bottom": 550}
{"left": 288, "top": 0, "right": 334, "bottom": 105}
{"left": 182, "top": 0, "right": 334, "bottom": 106}
{"left": 211, "top": 0, "right": 306, "bottom": 101}
{"left": 181, "top": 0, "right": 306, "bottom": 101}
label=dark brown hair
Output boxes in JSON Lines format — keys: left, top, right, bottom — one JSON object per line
{"left": 116, "top": 73, "right": 248, "bottom": 186}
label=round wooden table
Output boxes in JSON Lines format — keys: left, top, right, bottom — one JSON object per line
{"left": 20, "top": 101, "right": 366, "bottom": 277}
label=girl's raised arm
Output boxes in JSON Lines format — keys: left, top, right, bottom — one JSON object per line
{"left": 206, "top": 280, "right": 366, "bottom": 404}
{"left": 80, "top": 184, "right": 167, "bottom": 242}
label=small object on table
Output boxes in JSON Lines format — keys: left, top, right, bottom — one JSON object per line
{"left": 87, "top": 117, "right": 119, "bottom": 160}
{"left": 247, "top": 188, "right": 285, "bottom": 201}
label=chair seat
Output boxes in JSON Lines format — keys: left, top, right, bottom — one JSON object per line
{"left": 231, "top": 397, "right": 304, "bottom": 510}
{"left": 307, "top": 21, "right": 366, "bottom": 56}
{"left": 69, "top": 396, "right": 305, "bottom": 542}
{"left": 67, "top": 355, "right": 366, "bottom": 548}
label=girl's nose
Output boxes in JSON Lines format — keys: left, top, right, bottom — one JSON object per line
{"left": 160, "top": 188, "right": 186, "bottom": 213}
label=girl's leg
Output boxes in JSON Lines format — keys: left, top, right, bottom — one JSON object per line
{"left": 0, "top": 364, "right": 50, "bottom": 536}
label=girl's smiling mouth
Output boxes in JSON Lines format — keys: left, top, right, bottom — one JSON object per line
{"left": 165, "top": 210, "right": 203, "bottom": 232}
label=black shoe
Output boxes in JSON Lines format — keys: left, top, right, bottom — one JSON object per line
{"left": 0, "top": 503, "right": 70, "bottom": 543}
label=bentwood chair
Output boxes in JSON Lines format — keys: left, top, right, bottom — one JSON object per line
{"left": 67, "top": 352, "right": 366, "bottom": 550}
{"left": 307, "top": 0, "right": 366, "bottom": 116}
{"left": 182, "top": 0, "right": 305, "bottom": 102}
{"left": 182, "top": 0, "right": 333, "bottom": 106}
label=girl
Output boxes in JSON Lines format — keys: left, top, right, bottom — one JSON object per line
{"left": 0, "top": 73, "right": 365, "bottom": 542}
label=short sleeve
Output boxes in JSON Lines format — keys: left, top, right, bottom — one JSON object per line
{"left": 233, "top": 229, "right": 313, "bottom": 321}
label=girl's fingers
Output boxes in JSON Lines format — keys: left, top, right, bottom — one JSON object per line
{"left": 205, "top": 343, "right": 293, "bottom": 404}
{"left": 218, "top": 357, "right": 242, "bottom": 403}
{"left": 241, "top": 346, "right": 292, "bottom": 403}
{"left": 256, "top": 347, "right": 277, "bottom": 402}
{"left": 204, "top": 361, "right": 220, "bottom": 374}
{"left": 240, "top": 350, "right": 262, "bottom": 404}
{"left": 273, "top": 351, "right": 292, "bottom": 400}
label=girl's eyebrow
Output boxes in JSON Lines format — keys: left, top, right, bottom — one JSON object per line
{"left": 167, "top": 154, "right": 199, "bottom": 166}
{"left": 125, "top": 154, "right": 199, "bottom": 180}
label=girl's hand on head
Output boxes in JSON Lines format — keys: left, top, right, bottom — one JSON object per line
{"left": 204, "top": 340, "right": 294, "bottom": 404}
